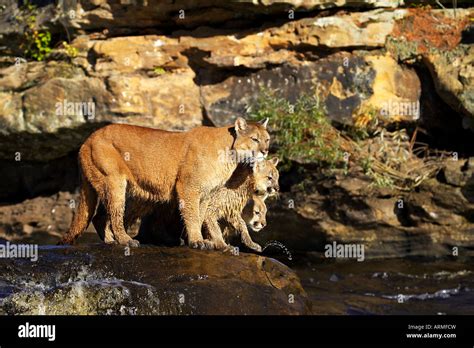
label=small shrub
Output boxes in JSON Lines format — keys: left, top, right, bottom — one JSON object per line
{"left": 248, "top": 90, "right": 344, "bottom": 170}
{"left": 62, "top": 41, "right": 78, "bottom": 59}
{"left": 16, "top": 0, "right": 52, "bottom": 61}
{"left": 24, "top": 31, "right": 52, "bottom": 61}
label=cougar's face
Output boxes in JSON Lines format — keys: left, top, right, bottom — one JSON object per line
{"left": 242, "top": 196, "right": 267, "bottom": 232}
{"left": 253, "top": 157, "right": 280, "bottom": 197}
{"left": 233, "top": 117, "right": 270, "bottom": 163}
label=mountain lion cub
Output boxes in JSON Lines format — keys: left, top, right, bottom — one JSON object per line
{"left": 202, "top": 158, "right": 279, "bottom": 252}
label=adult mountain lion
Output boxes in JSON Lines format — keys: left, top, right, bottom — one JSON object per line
{"left": 59, "top": 118, "right": 270, "bottom": 248}
{"left": 91, "top": 157, "right": 279, "bottom": 248}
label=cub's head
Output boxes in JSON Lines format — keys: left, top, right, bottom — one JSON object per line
{"left": 233, "top": 117, "right": 270, "bottom": 162}
{"left": 242, "top": 195, "right": 267, "bottom": 232}
{"left": 252, "top": 157, "right": 280, "bottom": 197}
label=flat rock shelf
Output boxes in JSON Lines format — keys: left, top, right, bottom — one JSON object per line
{"left": 0, "top": 244, "right": 311, "bottom": 315}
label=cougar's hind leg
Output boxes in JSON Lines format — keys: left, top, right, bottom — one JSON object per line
{"left": 103, "top": 176, "right": 139, "bottom": 247}
{"left": 92, "top": 202, "right": 115, "bottom": 243}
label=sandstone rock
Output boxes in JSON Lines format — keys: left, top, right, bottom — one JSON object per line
{"left": 87, "top": 35, "right": 177, "bottom": 75}
{"left": 105, "top": 70, "right": 202, "bottom": 130}
{"left": 0, "top": 0, "right": 406, "bottom": 54}
{"left": 269, "top": 9, "right": 406, "bottom": 48}
{"left": 0, "top": 59, "right": 202, "bottom": 161}
{"left": 65, "top": 0, "right": 404, "bottom": 32}
{"left": 6, "top": 8, "right": 459, "bottom": 164}
{"left": 0, "top": 73, "right": 110, "bottom": 162}
{"left": 0, "top": 92, "right": 22, "bottom": 134}
{"left": 442, "top": 158, "right": 474, "bottom": 204}
{"left": 0, "top": 244, "right": 311, "bottom": 315}
{"left": 75, "top": 8, "right": 412, "bottom": 75}
{"left": 0, "top": 191, "right": 83, "bottom": 243}
{"left": 190, "top": 9, "right": 409, "bottom": 71}
{"left": 387, "top": 8, "right": 474, "bottom": 121}
{"left": 443, "top": 159, "right": 474, "bottom": 187}
{"left": 424, "top": 46, "right": 474, "bottom": 123}
{"left": 201, "top": 51, "right": 420, "bottom": 126}
{"left": 250, "top": 168, "right": 474, "bottom": 258}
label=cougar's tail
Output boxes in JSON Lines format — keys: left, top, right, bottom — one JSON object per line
{"left": 58, "top": 146, "right": 98, "bottom": 245}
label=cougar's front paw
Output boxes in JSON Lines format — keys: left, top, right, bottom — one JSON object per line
{"left": 249, "top": 242, "right": 262, "bottom": 253}
{"left": 222, "top": 244, "right": 238, "bottom": 254}
{"left": 189, "top": 239, "right": 206, "bottom": 250}
{"left": 104, "top": 234, "right": 118, "bottom": 245}
{"left": 116, "top": 235, "right": 140, "bottom": 248}
{"left": 214, "top": 242, "right": 229, "bottom": 251}
{"left": 202, "top": 239, "right": 216, "bottom": 250}
{"left": 128, "top": 239, "right": 140, "bottom": 248}
{"left": 242, "top": 237, "right": 262, "bottom": 253}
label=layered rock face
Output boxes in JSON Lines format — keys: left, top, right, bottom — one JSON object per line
{"left": 0, "top": 1, "right": 473, "bottom": 259}
{"left": 1, "top": 4, "right": 472, "bottom": 163}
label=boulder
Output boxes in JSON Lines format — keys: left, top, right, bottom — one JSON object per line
{"left": 442, "top": 158, "right": 474, "bottom": 187}
{"left": 0, "top": 0, "right": 406, "bottom": 54}
{"left": 0, "top": 191, "right": 82, "bottom": 243}
{"left": 387, "top": 8, "right": 474, "bottom": 122}
{"left": 250, "top": 166, "right": 474, "bottom": 258}
{"left": 423, "top": 46, "right": 474, "bottom": 125}
{"left": 0, "top": 244, "right": 311, "bottom": 315}
{"left": 201, "top": 51, "right": 421, "bottom": 126}
{"left": 65, "top": 0, "right": 405, "bottom": 32}
{"left": 0, "top": 59, "right": 203, "bottom": 161}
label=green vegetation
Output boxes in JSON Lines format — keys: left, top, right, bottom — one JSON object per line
{"left": 61, "top": 41, "right": 78, "bottom": 59}
{"left": 153, "top": 66, "right": 167, "bottom": 75}
{"left": 249, "top": 89, "right": 442, "bottom": 190}
{"left": 16, "top": 0, "right": 52, "bottom": 61}
{"left": 248, "top": 90, "right": 344, "bottom": 170}
{"left": 360, "top": 156, "right": 395, "bottom": 189}
{"left": 26, "top": 30, "right": 52, "bottom": 61}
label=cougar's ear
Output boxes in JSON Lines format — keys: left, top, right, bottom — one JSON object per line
{"left": 235, "top": 117, "right": 248, "bottom": 134}
{"left": 260, "top": 118, "right": 269, "bottom": 128}
{"left": 269, "top": 157, "right": 279, "bottom": 166}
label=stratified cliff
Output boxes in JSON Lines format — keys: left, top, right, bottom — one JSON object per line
{"left": 0, "top": 0, "right": 473, "bottom": 258}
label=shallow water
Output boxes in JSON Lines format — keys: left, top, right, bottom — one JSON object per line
{"left": 2, "top": 236, "right": 473, "bottom": 315}
{"left": 289, "top": 254, "right": 474, "bottom": 315}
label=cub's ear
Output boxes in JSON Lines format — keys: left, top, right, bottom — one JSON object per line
{"left": 269, "top": 157, "right": 279, "bottom": 166}
{"left": 235, "top": 117, "right": 248, "bottom": 133}
{"left": 260, "top": 118, "right": 269, "bottom": 128}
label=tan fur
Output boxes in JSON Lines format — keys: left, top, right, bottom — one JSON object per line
{"left": 59, "top": 118, "right": 270, "bottom": 248}
{"left": 241, "top": 195, "right": 268, "bottom": 232}
{"left": 202, "top": 158, "right": 279, "bottom": 252}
